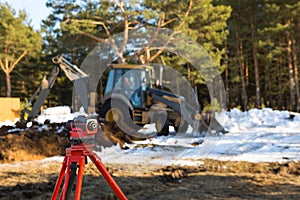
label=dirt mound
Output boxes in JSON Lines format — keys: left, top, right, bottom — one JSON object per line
{"left": 0, "top": 121, "right": 142, "bottom": 163}
{"left": 0, "top": 123, "right": 69, "bottom": 163}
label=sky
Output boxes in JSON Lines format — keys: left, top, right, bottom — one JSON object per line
{"left": 0, "top": 0, "right": 51, "bottom": 30}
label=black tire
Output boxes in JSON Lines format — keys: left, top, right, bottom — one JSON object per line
{"left": 100, "top": 100, "right": 133, "bottom": 124}
{"left": 100, "top": 100, "right": 154, "bottom": 139}
{"left": 112, "top": 100, "right": 135, "bottom": 127}
{"left": 174, "top": 117, "right": 189, "bottom": 133}
{"left": 99, "top": 101, "right": 112, "bottom": 121}
{"left": 100, "top": 100, "right": 132, "bottom": 125}
{"left": 153, "top": 111, "right": 169, "bottom": 136}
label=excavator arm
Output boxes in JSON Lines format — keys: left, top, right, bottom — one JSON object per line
{"left": 51, "top": 56, "right": 88, "bottom": 81}
{"left": 20, "top": 56, "right": 88, "bottom": 122}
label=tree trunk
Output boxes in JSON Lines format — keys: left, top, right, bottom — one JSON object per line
{"left": 278, "top": 56, "right": 283, "bottom": 109}
{"left": 286, "top": 31, "right": 296, "bottom": 111}
{"left": 224, "top": 41, "right": 229, "bottom": 108}
{"left": 0, "top": 50, "right": 29, "bottom": 98}
{"left": 251, "top": 23, "right": 261, "bottom": 108}
{"left": 245, "top": 57, "right": 249, "bottom": 86}
{"left": 264, "top": 63, "right": 271, "bottom": 107}
{"left": 239, "top": 52, "right": 247, "bottom": 110}
{"left": 292, "top": 37, "right": 300, "bottom": 112}
{"left": 236, "top": 33, "right": 247, "bottom": 110}
{"left": 5, "top": 71, "right": 11, "bottom": 97}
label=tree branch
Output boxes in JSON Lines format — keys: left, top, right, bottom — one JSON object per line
{"left": 0, "top": 60, "right": 5, "bottom": 72}
{"left": 137, "top": 28, "right": 160, "bottom": 62}
{"left": 185, "top": 0, "right": 193, "bottom": 17}
{"left": 66, "top": 19, "right": 112, "bottom": 37}
{"left": 65, "top": 18, "right": 125, "bottom": 62}
{"left": 5, "top": 57, "right": 9, "bottom": 71}
{"left": 145, "top": 0, "right": 193, "bottom": 63}
{"left": 161, "top": 17, "right": 178, "bottom": 27}
{"left": 9, "top": 49, "right": 28, "bottom": 73}
{"left": 79, "top": 31, "right": 105, "bottom": 43}
{"left": 114, "top": 0, "right": 123, "bottom": 8}
{"left": 149, "top": 31, "right": 178, "bottom": 63}
{"left": 115, "top": 0, "right": 128, "bottom": 62}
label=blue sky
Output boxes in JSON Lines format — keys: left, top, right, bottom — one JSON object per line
{"left": 0, "top": 0, "right": 51, "bottom": 30}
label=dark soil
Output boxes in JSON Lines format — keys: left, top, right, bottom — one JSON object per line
{"left": 0, "top": 123, "right": 69, "bottom": 163}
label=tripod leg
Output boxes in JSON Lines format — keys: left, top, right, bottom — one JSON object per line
{"left": 74, "top": 157, "right": 85, "bottom": 200}
{"left": 65, "top": 162, "right": 78, "bottom": 200}
{"left": 89, "top": 152, "right": 127, "bottom": 200}
{"left": 60, "top": 159, "right": 72, "bottom": 200}
{"left": 62, "top": 155, "right": 86, "bottom": 200}
{"left": 51, "top": 156, "right": 67, "bottom": 200}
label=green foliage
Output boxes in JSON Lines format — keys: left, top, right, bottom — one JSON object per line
{"left": 0, "top": 3, "right": 42, "bottom": 97}
{"left": 0, "top": 4, "right": 41, "bottom": 59}
{"left": 203, "top": 98, "right": 221, "bottom": 112}
{"left": 3, "top": 0, "right": 300, "bottom": 112}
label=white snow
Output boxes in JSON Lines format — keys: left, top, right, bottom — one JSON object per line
{"left": 1, "top": 106, "right": 300, "bottom": 165}
{"left": 95, "top": 107, "right": 300, "bottom": 165}
{"left": 0, "top": 118, "right": 19, "bottom": 127}
{"left": 36, "top": 106, "right": 75, "bottom": 124}
{"left": 35, "top": 106, "right": 89, "bottom": 124}
{"left": 95, "top": 128, "right": 300, "bottom": 165}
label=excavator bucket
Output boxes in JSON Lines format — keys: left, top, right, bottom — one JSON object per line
{"left": 198, "top": 111, "right": 226, "bottom": 136}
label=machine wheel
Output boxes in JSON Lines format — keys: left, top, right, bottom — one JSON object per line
{"left": 100, "top": 101, "right": 124, "bottom": 123}
{"left": 174, "top": 117, "right": 189, "bottom": 133}
{"left": 100, "top": 100, "right": 135, "bottom": 128}
{"left": 153, "top": 111, "right": 169, "bottom": 136}
{"left": 100, "top": 100, "right": 154, "bottom": 139}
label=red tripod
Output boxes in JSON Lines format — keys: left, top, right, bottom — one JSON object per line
{"left": 51, "top": 120, "right": 127, "bottom": 200}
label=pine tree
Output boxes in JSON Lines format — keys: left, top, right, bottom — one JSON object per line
{"left": 0, "top": 3, "right": 42, "bottom": 97}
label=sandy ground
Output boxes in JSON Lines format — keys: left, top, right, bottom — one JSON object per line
{"left": 0, "top": 158, "right": 300, "bottom": 200}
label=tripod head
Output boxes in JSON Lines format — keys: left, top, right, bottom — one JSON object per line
{"left": 68, "top": 116, "right": 98, "bottom": 147}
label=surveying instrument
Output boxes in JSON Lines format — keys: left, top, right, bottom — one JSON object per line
{"left": 51, "top": 116, "right": 127, "bottom": 200}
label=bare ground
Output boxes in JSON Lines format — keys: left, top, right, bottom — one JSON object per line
{"left": 1, "top": 158, "right": 300, "bottom": 199}
{"left": 0, "top": 124, "right": 300, "bottom": 199}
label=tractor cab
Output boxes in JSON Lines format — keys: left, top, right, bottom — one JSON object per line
{"left": 103, "top": 64, "right": 154, "bottom": 109}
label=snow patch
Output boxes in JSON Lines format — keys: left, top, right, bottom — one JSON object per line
{"left": 0, "top": 118, "right": 19, "bottom": 128}
{"left": 36, "top": 106, "right": 74, "bottom": 124}
{"left": 2, "top": 106, "right": 300, "bottom": 165}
